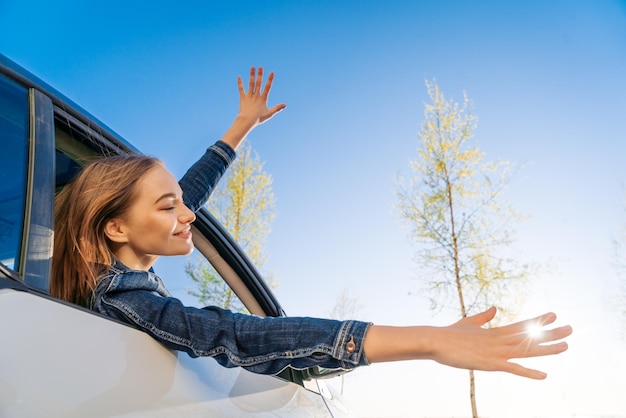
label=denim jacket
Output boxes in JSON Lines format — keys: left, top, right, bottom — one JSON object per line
{"left": 91, "top": 141, "right": 371, "bottom": 375}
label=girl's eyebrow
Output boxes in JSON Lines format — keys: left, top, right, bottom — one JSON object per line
{"left": 154, "top": 192, "right": 180, "bottom": 204}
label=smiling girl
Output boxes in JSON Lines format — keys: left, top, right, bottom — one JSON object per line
{"left": 51, "top": 67, "right": 572, "bottom": 378}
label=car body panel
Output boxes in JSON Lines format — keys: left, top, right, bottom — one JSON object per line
{"left": 0, "top": 288, "right": 333, "bottom": 417}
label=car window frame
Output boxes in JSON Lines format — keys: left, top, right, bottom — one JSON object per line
{"left": 0, "top": 66, "right": 55, "bottom": 291}
{"left": 21, "top": 89, "right": 55, "bottom": 291}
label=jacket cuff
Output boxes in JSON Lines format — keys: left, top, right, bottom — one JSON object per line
{"left": 333, "top": 320, "right": 372, "bottom": 368}
{"left": 212, "top": 141, "right": 236, "bottom": 164}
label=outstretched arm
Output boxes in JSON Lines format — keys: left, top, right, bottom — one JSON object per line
{"left": 220, "top": 66, "right": 286, "bottom": 150}
{"left": 179, "top": 67, "right": 285, "bottom": 210}
{"left": 363, "top": 307, "right": 572, "bottom": 379}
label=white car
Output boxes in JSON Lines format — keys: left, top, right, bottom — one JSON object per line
{"left": 0, "top": 53, "right": 351, "bottom": 417}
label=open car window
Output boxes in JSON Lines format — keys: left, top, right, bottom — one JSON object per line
{"left": 53, "top": 126, "right": 255, "bottom": 316}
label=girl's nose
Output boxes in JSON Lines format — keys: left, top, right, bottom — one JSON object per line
{"left": 180, "top": 205, "right": 196, "bottom": 224}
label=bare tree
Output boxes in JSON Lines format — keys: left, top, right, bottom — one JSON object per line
{"left": 395, "top": 80, "right": 534, "bottom": 418}
{"left": 329, "top": 286, "right": 362, "bottom": 395}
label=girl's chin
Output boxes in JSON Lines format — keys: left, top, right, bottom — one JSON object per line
{"left": 167, "top": 244, "right": 195, "bottom": 256}
{"left": 157, "top": 239, "right": 194, "bottom": 257}
{"left": 181, "top": 244, "right": 195, "bottom": 255}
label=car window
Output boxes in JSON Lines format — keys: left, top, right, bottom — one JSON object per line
{"left": 0, "top": 74, "right": 29, "bottom": 271}
{"left": 176, "top": 247, "right": 249, "bottom": 313}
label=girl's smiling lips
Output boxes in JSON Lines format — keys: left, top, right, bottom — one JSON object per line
{"left": 174, "top": 226, "right": 192, "bottom": 239}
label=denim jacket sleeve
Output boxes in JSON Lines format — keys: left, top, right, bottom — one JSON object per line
{"left": 178, "top": 141, "right": 236, "bottom": 213}
{"left": 92, "top": 265, "right": 371, "bottom": 375}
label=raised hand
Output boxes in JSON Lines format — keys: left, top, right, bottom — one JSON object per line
{"left": 220, "top": 66, "right": 286, "bottom": 150}
{"left": 237, "top": 66, "right": 286, "bottom": 125}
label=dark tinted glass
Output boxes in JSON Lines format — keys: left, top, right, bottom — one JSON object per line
{"left": 55, "top": 150, "right": 82, "bottom": 190}
{"left": 0, "top": 74, "right": 29, "bottom": 270}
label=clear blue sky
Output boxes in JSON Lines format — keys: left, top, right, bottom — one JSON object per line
{"left": 2, "top": 1, "right": 625, "bottom": 416}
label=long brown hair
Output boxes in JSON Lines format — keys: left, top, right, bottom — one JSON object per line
{"left": 51, "top": 154, "right": 161, "bottom": 306}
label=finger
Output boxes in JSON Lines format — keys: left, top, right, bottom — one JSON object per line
{"left": 259, "top": 104, "right": 287, "bottom": 124}
{"left": 521, "top": 312, "right": 558, "bottom": 329}
{"left": 503, "top": 361, "right": 548, "bottom": 380}
{"left": 533, "top": 312, "right": 558, "bottom": 327}
{"left": 503, "top": 344, "right": 568, "bottom": 369}
{"left": 462, "top": 306, "right": 497, "bottom": 327}
{"left": 503, "top": 332, "right": 569, "bottom": 359}
{"left": 524, "top": 340, "right": 569, "bottom": 359}
{"left": 498, "top": 312, "right": 558, "bottom": 336}
{"left": 237, "top": 76, "right": 244, "bottom": 96}
{"left": 529, "top": 325, "right": 573, "bottom": 345}
{"left": 255, "top": 67, "right": 264, "bottom": 94}
{"left": 248, "top": 67, "right": 256, "bottom": 93}
{"left": 261, "top": 71, "right": 275, "bottom": 98}
{"left": 268, "top": 103, "right": 286, "bottom": 115}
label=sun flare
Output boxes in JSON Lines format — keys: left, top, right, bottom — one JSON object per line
{"left": 525, "top": 323, "right": 544, "bottom": 339}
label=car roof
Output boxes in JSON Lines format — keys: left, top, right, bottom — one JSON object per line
{"left": 0, "top": 53, "right": 138, "bottom": 155}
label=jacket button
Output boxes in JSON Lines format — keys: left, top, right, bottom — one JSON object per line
{"left": 345, "top": 336, "right": 356, "bottom": 353}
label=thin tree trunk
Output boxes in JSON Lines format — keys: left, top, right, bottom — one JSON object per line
{"left": 445, "top": 172, "right": 479, "bottom": 417}
{"left": 444, "top": 171, "right": 467, "bottom": 317}
{"left": 469, "top": 369, "right": 478, "bottom": 418}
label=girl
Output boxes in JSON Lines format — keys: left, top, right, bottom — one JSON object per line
{"left": 52, "top": 67, "right": 572, "bottom": 378}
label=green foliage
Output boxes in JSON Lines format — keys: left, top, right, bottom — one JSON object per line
{"left": 186, "top": 255, "right": 247, "bottom": 313}
{"left": 396, "top": 80, "right": 534, "bottom": 323}
{"left": 187, "top": 142, "right": 276, "bottom": 312}
{"left": 207, "top": 143, "right": 276, "bottom": 264}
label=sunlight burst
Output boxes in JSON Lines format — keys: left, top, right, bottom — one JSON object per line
{"left": 525, "top": 323, "right": 543, "bottom": 340}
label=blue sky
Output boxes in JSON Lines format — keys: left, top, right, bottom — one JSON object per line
{"left": 2, "top": 1, "right": 625, "bottom": 416}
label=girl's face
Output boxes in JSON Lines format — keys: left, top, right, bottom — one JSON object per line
{"left": 106, "top": 164, "right": 196, "bottom": 270}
